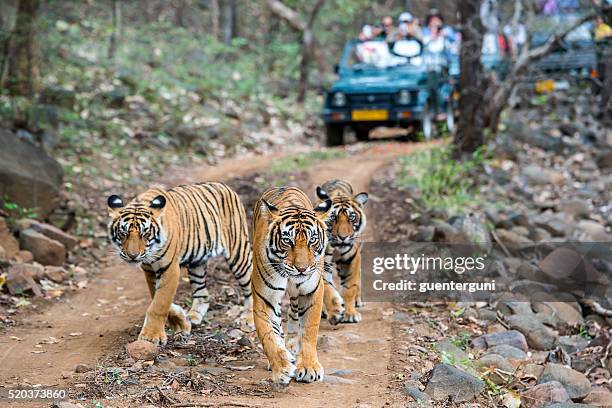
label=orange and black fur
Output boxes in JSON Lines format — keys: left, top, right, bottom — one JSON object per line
{"left": 107, "top": 183, "right": 252, "bottom": 345}
{"left": 251, "top": 187, "right": 331, "bottom": 384}
{"left": 316, "top": 179, "right": 368, "bottom": 324}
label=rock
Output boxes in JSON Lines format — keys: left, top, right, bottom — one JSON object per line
{"left": 403, "top": 383, "right": 430, "bottom": 403}
{"left": 432, "top": 220, "right": 460, "bottom": 242}
{"left": 323, "top": 374, "right": 354, "bottom": 384}
{"left": 558, "top": 336, "right": 590, "bottom": 354}
{"left": 449, "top": 212, "right": 491, "bottom": 246}
{"left": 15, "top": 219, "right": 78, "bottom": 250}
{"left": 545, "top": 403, "right": 596, "bottom": 408}
{"left": 472, "top": 330, "right": 529, "bottom": 352}
{"left": 533, "top": 213, "right": 572, "bottom": 237}
{"left": 19, "top": 229, "right": 66, "bottom": 266}
{"left": 533, "top": 302, "right": 584, "bottom": 327}
{"left": 582, "top": 387, "right": 612, "bottom": 407}
{"left": 6, "top": 264, "right": 43, "bottom": 296}
{"left": 522, "top": 165, "right": 551, "bottom": 185}
{"left": 522, "top": 363, "right": 544, "bottom": 380}
{"left": 576, "top": 220, "right": 611, "bottom": 242}
{"left": 44, "top": 266, "right": 68, "bottom": 283}
{"left": 484, "top": 345, "right": 528, "bottom": 360}
{"left": 74, "top": 363, "right": 91, "bottom": 373}
{"left": 0, "top": 129, "right": 63, "bottom": 217}
{"left": 521, "top": 381, "right": 571, "bottom": 408}
{"left": 435, "top": 340, "right": 471, "bottom": 364}
{"left": 495, "top": 228, "right": 533, "bottom": 245}
{"left": 318, "top": 334, "right": 341, "bottom": 351}
{"left": 14, "top": 250, "right": 33, "bottom": 263}
{"left": 50, "top": 402, "right": 85, "bottom": 408}
{"left": 558, "top": 199, "right": 590, "bottom": 218}
{"left": 507, "top": 315, "right": 558, "bottom": 351}
{"left": 0, "top": 244, "right": 5, "bottom": 261}
{"left": 8, "top": 262, "right": 44, "bottom": 280}
{"left": 538, "top": 363, "right": 591, "bottom": 400}
{"left": 126, "top": 340, "right": 160, "bottom": 360}
{"left": 595, "top": 150, "right": 612, "bottom": 170}
{"left": 539, "top": 248, "right": 584, "bottom": 281}
{"left": 0, "top": 227, "right": 19, "bottom": 260}
{"left": 425, "top": 364, "right": 485, "bottom": 402}
{"left": 477, "top": 354, "right": 514, "bottom": 384}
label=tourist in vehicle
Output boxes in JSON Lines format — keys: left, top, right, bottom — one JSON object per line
{"left": 378, "top": 15, "right": 397, "bottom": 42}
{"left": 398, "top": 12, "right": 423, "bottom": 41}
{"left": 595, "top": 16, "right": 612, "bottom": 40}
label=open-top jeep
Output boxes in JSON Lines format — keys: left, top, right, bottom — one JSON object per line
{"left": 322, "top": 38, "right": 455, "bottom": 146}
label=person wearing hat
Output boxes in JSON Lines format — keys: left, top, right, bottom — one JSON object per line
{"left": 398, "top": 11, "right": 423, "bottom": 41}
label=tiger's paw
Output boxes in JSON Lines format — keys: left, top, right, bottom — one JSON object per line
{"left": 271, "top": 361, "right": 296, "bottom": 385}
{"left": 356, "top": 299, "right": 365, "bottom": 308}
{"left": 341, "top": 310, "right": 361, "bottom": 323}
{"left": 168, "top": 304, "right": 191, "bottom": 336}
{"left": 295, "top": 359, "right": 324, "bottom": 383}
{"left": 327, "top": 310, "right": 344, "bottom": 326}
{"left": 238, "top": 310, "right": 255, "bottom": 332}
{"left": 286, "top": 337, "right": 300, "bottom": 357}
{"left": 138, "top": 325, "right": 168, "bottom": 346}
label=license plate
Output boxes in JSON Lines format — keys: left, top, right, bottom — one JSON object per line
{"left": 352, "top": 109, "right": 388, "bottom": 121}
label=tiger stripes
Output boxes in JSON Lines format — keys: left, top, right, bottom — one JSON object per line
{"left": 251, "top": 186, "right": 332, "bottom": 384}
{"left": 316, "top": 179, "right": 368, "bottom": 324}
{"left": 107, "top": 182, "right": 252, "bottom": 346}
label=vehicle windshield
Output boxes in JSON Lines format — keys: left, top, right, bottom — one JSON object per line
{"left": 531, "top": 13, "right": 593, "bottom": 46}
{"left": 344, "top": 39, "right": 426, "bottom": 70}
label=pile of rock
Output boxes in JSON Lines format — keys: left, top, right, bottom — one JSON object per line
{"left": 0, "top": 216, "right": 83, "bottom": 301}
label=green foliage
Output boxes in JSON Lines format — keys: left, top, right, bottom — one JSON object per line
{"left": 395, "top": 146, "right": 489, "bottom": 214}
{"left": 450, "top": 333, "right": 471, "bottom": 350}
{"left": 270, "top": 150, "right": 346, "bottom": 174}
{"left": 2, "top": 196, "right": 39, "bottom": 221}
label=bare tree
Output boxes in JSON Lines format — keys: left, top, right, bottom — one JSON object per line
{"left": 210, "top": 0, "right": 220, "bottom": 40}
{"left": 221, "top": 0, "right": 236, "bottom": 44}
{"left": 5, "top": 0, "right": 41, "bottom": 96}
{"left": 108, "top": 0, "right": 122, "bottom": 60}
{"left": 265, "top": 0, "right": 326, "bottom": 102}
{"left": 454, "top": 1, "right": 608, "bottom": 155}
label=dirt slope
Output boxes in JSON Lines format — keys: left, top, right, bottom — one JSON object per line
{"left": 0, "top": 141, "right": 432, "bottom": 408}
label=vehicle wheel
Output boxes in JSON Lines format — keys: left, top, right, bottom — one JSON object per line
{"left": 446, "top": 102, "right": 456, "bottom": 134}
{"left": 422, "top": 103, "right": 434, "bottom": 140}
{"left": 354, "top": 127, "right": 370, "bottom": 142}
{"left": 325, "top": 124, "right": 344, "bottom": 146}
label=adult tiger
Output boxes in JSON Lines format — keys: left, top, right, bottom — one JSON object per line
{"left": 251, "top": 187, "right": 331, "bottom": 384}
{"left": 316, "top": 179, "right": 368, "bottom": 324}
{"left": 107, "top": 182, "right": 252, "bottom": 346}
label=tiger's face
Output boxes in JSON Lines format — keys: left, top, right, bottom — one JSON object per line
{"left": 107, "top": 194, "right": 168, "bottom": 264}
{"left": 262, "top": 200, "right": 331, "bottom": 277}
{"left": 316, "top": 187, "right": 368, "bottom": 247}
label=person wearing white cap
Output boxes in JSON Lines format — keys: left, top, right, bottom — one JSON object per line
{"left": 398, "top": 11, "right": 422, "bottom": 41}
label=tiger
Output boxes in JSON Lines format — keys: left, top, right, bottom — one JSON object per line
{"left": 315, "top": 179, "right": 368, "bottom": 324}
{"left": 251, "top": 186, "right": 332, "bottom": 384}
{"left": 107, "top": 182, "right": 253, "bottom": 346}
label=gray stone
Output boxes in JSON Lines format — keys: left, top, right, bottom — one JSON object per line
{"left": 403, "top": 384, "right": 430, "bottom": 403}
{"left": 538, "top": 363, "right": 591, "bottom": 400}
{"left": 558, "top": 336, "right": 590, "bottom": 354}
{"left": 539, "top": 248, "right": 584, "bottom": 281}
{"left": 476, "top": 354, "right": 514, "bottom": 384}
{"left": 472, "top": 330, "right": 529, "bottom": 352}
{"left": 521, "top": 381, "right": 571, "bottom": 408}
{"left": 558, "top": 199, "right": 590, "bottom": 218}
{"left": 0, "top": 129, "right": 63, "bottom": 217}
{"left": 484, "top": 344, "right": 528, "bottom": 360}
{"left": 19, "top": 229, "right": 66, "bottom": 266}
{"left": 522, "top": 165, "right": 551, "bottom": 185}
{"left": 507, "top": 315, "right": 558, "bottom": 351}
{"left": 15, "top": 219, "right": 78, "bottom": 250}
{"left": 424, "top": 364, "right": 485, "bottom": 402}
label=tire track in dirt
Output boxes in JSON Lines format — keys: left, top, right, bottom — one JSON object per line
{"left": 0, "top": 141, "right": 437, "bottom": 408}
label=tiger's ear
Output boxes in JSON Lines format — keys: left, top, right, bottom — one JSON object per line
{"left": 314, "top": 199, "right": 332, "bottom": 220}
{"left": 316, "top": 186, "right": 330, "bottom": 200}
{"left": 260, "top": 199, "right": 280, "bottom": 219}
{"left": 354, "top": 192, "right": 368, "bottom": 206}
{"left": 149, "top": 195, "right": 166, "bottom": 216}
{"left": 107, "top": 195, "right": 124, "bottom": 216}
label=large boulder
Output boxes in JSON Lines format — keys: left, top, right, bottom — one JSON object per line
{"left": 424, "top": 364, "right": 484, "bottom": 402}
{"left": 538, "top": 363, "right": 592, "bottom": 400}
{"left": 16, "top": 219, "right": 78, "bottom": 250}
{"left": 19, "top": 229, "right": 66, "bottom": 266}
{"left": 0, "top": 129, "right": 63, "bottom": 217}
{"left": 0, "top": 217, "right": 19, "bottom": 259}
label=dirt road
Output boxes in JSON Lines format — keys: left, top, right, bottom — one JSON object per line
{"left": 0, "top": 141, "right": 432, "bottom": 408}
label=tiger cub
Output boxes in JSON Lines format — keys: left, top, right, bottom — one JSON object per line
{"left": 107, "top": 182, "right": 253, "bottom": 346}
{"left": 316, "top": 179, "right": 368, "bottom": 324}
{"left": 251, "top": 187, "right": 332, "bottom": 384}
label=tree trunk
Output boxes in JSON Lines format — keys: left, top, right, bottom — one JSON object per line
{"left": 210, "top": 0, "right": 219, "bottom": 40}
{"left": 221, "top": 0, "right": 235, "bottom": 45}
{"left": 0, "top": 0, "right": 18, "bottom": 85}
{"left": 453, "top": 0, "right": 489, "bottom": 155}
{"left": 600, "top": 45, "right": 612, "bottom": 124}
{"left": 6, "top": 0, "right": 40, "bottom": 97}
{"left": 108, "top": 0, "right": 121, "bottom": 60}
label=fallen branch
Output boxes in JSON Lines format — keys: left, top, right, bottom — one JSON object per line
{"left": 580, "top": 298, "right": 612, "bottom": 317}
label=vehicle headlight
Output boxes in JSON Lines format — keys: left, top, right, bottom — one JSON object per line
{"left": 396, "top": 90, "right": 411, "bottom": 105}
{"left": 331, "top": 92, "right": 346, "bottom": 107}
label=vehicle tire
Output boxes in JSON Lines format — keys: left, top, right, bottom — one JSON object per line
{"left": 446, "top": 101, "right": 456, "bottom": 134}
{"left": 325, "top": 124, "right": 344, "bottom": 146}
{"left": 422, "top": 103, "right": 434, "bottom": 140}
{"left": 355, "top": 127, "right": 370, "bottom": 142}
